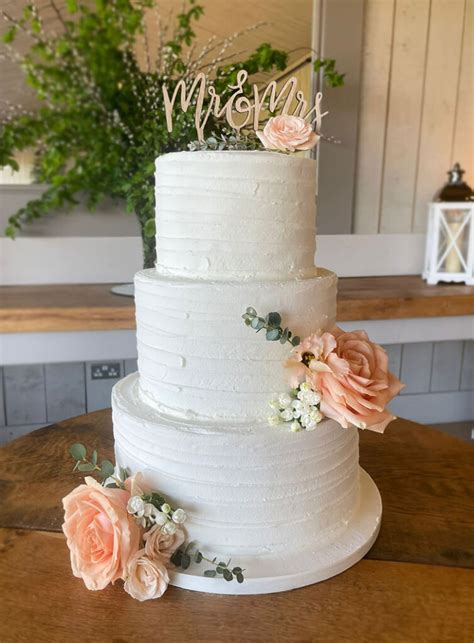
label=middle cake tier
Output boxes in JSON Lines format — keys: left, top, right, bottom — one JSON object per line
{"left": 135, "top": 268, "right": 337, "bottom": 421}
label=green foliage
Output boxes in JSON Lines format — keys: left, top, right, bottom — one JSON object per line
{"left": 313, "top": 58, "right": 345, "bottom": 88}
{"left": 242, "top": 306, "right": 300, "bottom": 346}
{"left": 171, "top": 544, "right": 246, "bottom": 583}
{"left": 69, "top": 442, "right": 117, "bottom": 483}
{"left": 0, "top": 0, "right": 291, "bottom": 265}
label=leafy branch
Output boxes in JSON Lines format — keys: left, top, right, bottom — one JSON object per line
{"left": 171, "top": 543, "right": 245, "bottom": 583}
{"left": 313, "top": 58, "right": 345, "bottom": 88}
{"left": 242, "top": 307, "right": 300, "bottom": 346}
{"left": 69, "top": 443, "right": 116, "bottom": 484}
{"left": 0, "top": 0, "right": 291, "bottom": 268}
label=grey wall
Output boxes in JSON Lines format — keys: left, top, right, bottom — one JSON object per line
{"left": 1, "top": 342, "right": 473, "bottom": 445}
{"left": 0, "top": 358, "right": 137, "bottom": 443}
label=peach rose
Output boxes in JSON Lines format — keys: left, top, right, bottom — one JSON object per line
{"left": 285, "top": 332, "right": 336, "bottom": 388}
{"left": 123, "top": 549, "right": 170, "bottom": 601}
{"left": 256, "top": 115, "right": 319, "bottom": 152}
{"left": 144, "top": 524, "right": 185, "bottom": 561}
{"left": 286, "top": 328, "right": 404, "bottom": 433}
{"left": 62, "top": 477, "right": 141, "bottom": 591}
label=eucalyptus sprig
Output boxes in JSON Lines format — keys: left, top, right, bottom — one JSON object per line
{"left": 69, "top": 443, "right": 117, "bottom": 485}
{"left": 171, "top": 543, "right": 245, "bottom": 583}
{"left": 188, "top": 130, "right": 260, "bottom": 152}
{"left": 242, "top": 307, "right": 300, "bottom": 346}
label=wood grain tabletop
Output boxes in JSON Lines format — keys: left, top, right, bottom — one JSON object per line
{"left": 1, "top": 275, "right": 473, "bottom": 332}
{"left": 0, "top": 411, "right": 473, "bottom": 642}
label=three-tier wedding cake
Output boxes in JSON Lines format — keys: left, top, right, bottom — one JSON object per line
{"left": 111, "top": 150, "right": 385, "bottom": 594}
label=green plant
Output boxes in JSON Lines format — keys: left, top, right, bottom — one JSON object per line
{"left": 1, "top": 0, "right": 344, "bottom": 268}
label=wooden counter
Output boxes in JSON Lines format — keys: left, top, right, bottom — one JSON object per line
{"left": 0, "top": 411, "right": 472, "bottom": 641}
{"left": 0, "top": 276, "right": 473, "bottom": 333}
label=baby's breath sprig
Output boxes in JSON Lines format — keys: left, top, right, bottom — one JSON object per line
{"left": 242, "top": 307, "right": 300, "bottom": 346}
{"left": 171, "top": 543, "right": 245, "bottom": 583}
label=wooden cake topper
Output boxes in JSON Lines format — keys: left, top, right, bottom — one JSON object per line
{"left": 163, "top": 70, "right": 327, "bottom": 143}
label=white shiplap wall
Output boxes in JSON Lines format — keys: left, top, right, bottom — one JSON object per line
{"left": 354, "top": 0, "right": 473, "bottom": 234}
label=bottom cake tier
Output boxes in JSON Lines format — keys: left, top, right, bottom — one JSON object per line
{"left": 112, "top": 373, "right": 382, "bottom": 594}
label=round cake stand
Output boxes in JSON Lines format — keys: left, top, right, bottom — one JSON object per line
{"left": 169, "top": 467, "right": 382, "bottom": 595}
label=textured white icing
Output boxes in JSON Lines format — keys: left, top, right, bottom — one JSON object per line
{"left": 111, "top": 150, "right": 364, "bottom": 573}
{"left": 135, "top": 267, "right": 337, "bottom": 421}
{"left": 154, "top": 151, "right": 317, "bottom": 281}
{"left": 113, "top": 373, "right": 360, "bottom": 558}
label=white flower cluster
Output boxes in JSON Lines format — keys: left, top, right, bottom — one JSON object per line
{"left": 268, "top": 383, "right": 323, "bottom": 432}
{"left": 127, "top": 496, "right": 187, "bottom": 533}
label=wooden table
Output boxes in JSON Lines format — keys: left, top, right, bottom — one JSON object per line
{"left": 0, "top": 411, "right": 473, "bottom": 642}
{"left": 1, "top": 275, "right": 473, "bottom": 332}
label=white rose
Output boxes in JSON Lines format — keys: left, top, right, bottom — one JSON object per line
{"left": 278, "top": 393, "right": 292, "bottom": 408}
{"left": 268, "top": 413, "right": 281, "bottom": 426}
{"left": 162, "top": 521, "right": 177, "bottom": 535}
{"left": 309, "top": 408, "right": 323, "bottom": 423}
{"left": 127, "top": 495, "right": 145, "bottom": 517}
{"left": 172, "top": 508, "right": 187, "bottom": 524}
{"left": 154, "top": 511, "right": 169, "bottom": 526}
{"left": 280, "top": 408, "right": 294, "bottom": 422}
{"left": 291, "top": 400, "right": 305, "bottom": 418}
{"left": 143, "top": 503, "right": 157, "bottom": 519}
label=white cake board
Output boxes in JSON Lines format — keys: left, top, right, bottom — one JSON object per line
{"left": 169, "top": 468, "right": 381, "bottom": 595}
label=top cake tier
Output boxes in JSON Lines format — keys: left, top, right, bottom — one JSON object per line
{"left": 154, "top": 151, "right": 317, "bottom": 281}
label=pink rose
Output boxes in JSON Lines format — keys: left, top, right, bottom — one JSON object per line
{"left": 286, "top": 328, "right": 404, "bottom": 433}
{"left": 62, "top": 476, "right": 141, "bottom": 591}
{"left": 144, "top": 524, "right": 185, "bottom": 561}
{"left": 123, "top": 549, "right": 170, "bottom": 601}
{"left": 256, "top": 115, "right": 319, "bottom": 152}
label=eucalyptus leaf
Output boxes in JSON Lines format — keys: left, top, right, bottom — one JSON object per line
{"left": 181, "top": 553, "right": 191, "bottom": 570}
{"left": 91, "top": 450, "right": 98, "bottom": 466}
{"left": 223, "top": 569, "right": 233, "bottom": 581}
{"left": 291, "top": 336, "right": 301, "bottom": 346}
{"left": 204, "top": 570, "right": 217, "bottom": 578}
{"left": 194, "top": 551, "right": 203, "bottom": 564}
{"left": 69, "top": 443, "right": 86, "bottom": 461}
{"left": 267, "top": 312, "right": 281, "bottom": 327}
{"left": 266, "top": 328, "right": 281, "bottom": 341}
{"left": 77, "top": 462, "right": 96, "bottom": 472}
{"left": 100, "top": 460, "right": 115, "bottom": 478}
{"left": 236, "top": 573, "right": 244, "bottom": 583}
{"left": 171, "top": 549, "right": 183, "bottom": 567}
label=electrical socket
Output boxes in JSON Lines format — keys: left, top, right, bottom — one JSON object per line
{"left": 90, "top": 362, "right": 121, "bottom": 380}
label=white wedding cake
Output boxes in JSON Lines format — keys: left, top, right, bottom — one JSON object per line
{"left": 112, "top": 150, "right": 382, "bottom": 594}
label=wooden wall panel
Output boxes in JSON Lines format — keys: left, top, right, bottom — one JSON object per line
{"left": 379, "top": 0, "right": 431, "bottom": 233}
{"left": 451, "top": 0, "right": 473, "bottom": 188}
{"left": 412, "top": 0, "right": 466, "bottom": 232}
{"left": 353, "top": 0, "right": 395, "bottom": 234}
{"left": 354, "top": 0, "right": 472, "bottom": 235}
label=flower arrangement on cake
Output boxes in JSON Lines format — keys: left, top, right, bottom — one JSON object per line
{"left": 63, "top": 444, "right": 245, "bottom": 602}
{"left": 243, "top": 307, "right": 404, "bottom": 433}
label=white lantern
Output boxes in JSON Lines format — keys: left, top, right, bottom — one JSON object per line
{"left": 423, "top": 163, "right": 474, "bottom": 285}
